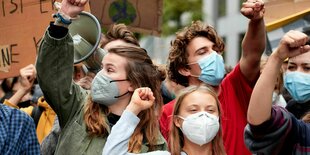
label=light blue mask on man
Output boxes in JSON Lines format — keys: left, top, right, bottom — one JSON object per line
{"left": 284, "top": 71, "right": 310, "bottom": 103}
{"left": 188, "top": 51, "right": 226, "bottom": 86}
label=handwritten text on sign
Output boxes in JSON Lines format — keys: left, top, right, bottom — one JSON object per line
{"left": 0, "top": 0, "right": 57, "bottom": 79}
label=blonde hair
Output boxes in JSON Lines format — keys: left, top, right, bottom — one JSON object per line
{"left": 169, "top": 84, "right": 226, "bottom": 155}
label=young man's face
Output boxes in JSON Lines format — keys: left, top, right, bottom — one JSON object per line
{"left": 182, "top": 37, "right": 215, "bottom": 85}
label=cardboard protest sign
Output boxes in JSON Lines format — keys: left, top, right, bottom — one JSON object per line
{"left": 265, "top": 0, "right": 310, "bottom": 31}
{"left": 90, "top": 0, "right": 163, "bottom": 36}
{"left": 0, "top": 0, "right": 90, "bottom": 79}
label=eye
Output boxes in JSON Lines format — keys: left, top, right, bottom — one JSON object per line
{"left": 206, "top": 109, "right": 215, "bottom": 113}
{"left": 287, "top": 65, "right": 296, "bottom": 71}
{"left": 197, "top": 49, "right": 207, "bottom": 55}
{"left": 303, "top": 66, "right": 310, "bottom": 72}
{"left": 189, "top": 108, "right": 198, "bottom": 113}
{"left": 106, "top": 67, "right": 114, "bottom": 73}
{"left": 197, "top": 46, "right": 213, "bottom": 55}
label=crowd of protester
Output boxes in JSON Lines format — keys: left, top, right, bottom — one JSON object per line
{"left": 0, "top": 0, "right": 309, "bottom": 154}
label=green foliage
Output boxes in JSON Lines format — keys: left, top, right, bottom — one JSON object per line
{"left": 162, "top": 0, "right": 202, "bottom": 36}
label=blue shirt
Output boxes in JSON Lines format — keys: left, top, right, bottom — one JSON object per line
{"left": 0, "top": 104, "right": 40, "bottom": 154}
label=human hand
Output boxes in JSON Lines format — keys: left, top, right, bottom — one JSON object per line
{"left": 273, "top": 30, "right": 310, "bottom": 61}
{"left": 59, "top": 0, "right": 88, "bottom": 18}
{"left": 301, "top": 112, "right": 310, "bottom": 123}
{"left": 19, "top": 64, "right": 36, "bottom": 93}
{"left": 241, "top": 0, "right": 265, "bottom": 21}
{"left": 76, "top": 75, "right": 93, "bottom": 90}
{"left": 126, "top": 87, "right": 155, "bottom": 115}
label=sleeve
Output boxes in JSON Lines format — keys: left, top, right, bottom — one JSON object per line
{"left": 36, "top": 23, "right": 86, "bottom": 128}
{"left": 3, "top": 99, "right": 34, "bottom": 115}
{"left": 159, "top": 100, "right": 175, "bottom": 142}
{"left": 244, "top": 106, "right": 294, "bottom": 154}
{"left": 102, "top": 110, "right": 168, "bottom": 155}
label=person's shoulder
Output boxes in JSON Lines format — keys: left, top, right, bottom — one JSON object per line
{"left": 0, "top": 104, "right": 33, "bottom": 124}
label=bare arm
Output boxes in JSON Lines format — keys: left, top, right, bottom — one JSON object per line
{"left": 8, "top": 64, "right": 36, "bottom": 106}
{"left": 240, "top": 0, "right": 266, "bottom": 82}
{"left": 248, "top": 30, "right": 310, "bottom": 125}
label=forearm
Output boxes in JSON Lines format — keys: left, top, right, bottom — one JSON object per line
{"left": 7, "top": 89, "right": 28, "bottom": 106}
{"left": 242, "top": 18, "right": 266, "bottom": 58}
{"left": 247, "top": 53, "right": 282, "bottom": 125}
{"left": 102, "top": 110, "right": 140, "bottom": 155}
{"left": 240, "top": 18, "right": 266, "bottom": 81}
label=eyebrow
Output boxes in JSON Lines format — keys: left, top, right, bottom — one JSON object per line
{"left": 288, "top": 62, "right": 310, "bottom": 66}
{"left": 103, "top": 63, "right": 115, "bottom": 67}
{"left": 301, "top": 63, "right": 310, "bottom": 66}
{"left": 187, "top": 104, "right": 216, "bottom": 108}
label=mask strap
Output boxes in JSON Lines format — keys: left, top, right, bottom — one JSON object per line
{"left": 187, "top": 61, "right": 198, "bottom": 66}
{"left": 110, "top": 79, "right": 128, "bottom": 83}
{"left": 114, "top": 91, "right": 129, "bottom": 98}
{"left": 177, "top": 115, "right": 185, "bottom": 120}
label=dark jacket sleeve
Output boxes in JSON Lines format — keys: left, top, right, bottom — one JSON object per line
{"left": 244, "top": 106, "right": 294, "bottom": 155}
{"left": 36, "top": 23, "right": 87, "bottom": 128}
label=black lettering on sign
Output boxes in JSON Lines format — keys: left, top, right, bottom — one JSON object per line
{"left": 9, "top": 0, "right": 23, "bottom": 14}
{"left": 1, "top": 0, "right": 24, "bottom": 17}
{"left": 40, "top": 0, "right": 56, "bottom": 14}
{"left": 1, "top": 0, "right": 5, "bottom": 17}
{"left": 39, "top": 0, "right": 47, "bottom": 14}
{"left": 33, "top": 37, "right": 42, "bottom": 53}
{"left": 10, "top": 44, "right": 18, "bottom": 63}
{"left": 0, "top": 44, "right": 19, "bottom": 68}
{"left": 1, "top": 46, "right": 11, "bottom": 67}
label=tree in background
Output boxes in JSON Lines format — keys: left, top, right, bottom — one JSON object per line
{"left": 162, "top": 0, "right": 202, "bottom": 36}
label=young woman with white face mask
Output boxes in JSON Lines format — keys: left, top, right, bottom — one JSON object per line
{"left": 102, "top": 85, "right": 226, "bottom": 155}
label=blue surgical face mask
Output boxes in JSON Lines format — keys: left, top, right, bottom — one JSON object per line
{"left": 188, "top": 51, "right": 226, "bottom": 86}
{"left": 284, "top": 72, "right": 310, "bottom": 103}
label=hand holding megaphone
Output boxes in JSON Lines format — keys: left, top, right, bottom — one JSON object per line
{"left": 54, "top": 0, "right": 106, "bottom": 74}
{"left": 58, "top": 0, "right": 89, "bottom": 18}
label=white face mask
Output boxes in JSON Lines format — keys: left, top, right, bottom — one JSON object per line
{"left": 178, "top": 111, "right": 220, "bottom": 146}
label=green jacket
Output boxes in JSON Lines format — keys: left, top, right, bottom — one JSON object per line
{"left": 36, "top": 27, "right": 167, "bottom": 154}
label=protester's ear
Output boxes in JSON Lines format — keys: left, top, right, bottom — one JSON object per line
{"left": 178, "top": 67, "right": 191, "bottom": 77}
{"left": 128, "top": 84, "right": 134, "bottom": 92}
{"left": 173, "top": 116, "right": 182, "bottom": 128}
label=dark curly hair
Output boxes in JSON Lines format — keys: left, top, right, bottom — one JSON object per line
{"left": 168, "top": 21, "right": 225, "bottom": 87}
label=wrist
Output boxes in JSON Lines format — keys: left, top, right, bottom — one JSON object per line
{"left": 53, "top": 12, "right": 72, "bottom": 27}
{"left": 126, "top": 103, "right": 141, "bottom": 116}
{"left": 270, "top": 52, "right": 285, "bottom": 64}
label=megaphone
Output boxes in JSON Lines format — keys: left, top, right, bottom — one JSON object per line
{"left": 68, "top": 11, "right": 106, "bottom": 73}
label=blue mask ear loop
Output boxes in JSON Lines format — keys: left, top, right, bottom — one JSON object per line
{"left": 185, "top": 62, "right": 201, "bottom": 78}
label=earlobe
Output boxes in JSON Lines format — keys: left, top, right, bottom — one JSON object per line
{"left": 128, "top": 85, "right": 134, "bottom": 92}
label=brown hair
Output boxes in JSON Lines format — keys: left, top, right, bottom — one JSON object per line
{"left": 101, "top": 24, "right": 140, "bottom": 47}
{"left": 84, "top": 46, "right": 166, "bottom": 152}
{"left": 169, "top": 84, "right": 226, "bottom": 155}
{"left": 168, "top": 21, "right": 225, "bottom": 87}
